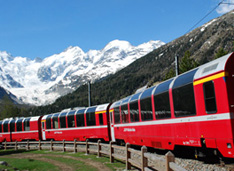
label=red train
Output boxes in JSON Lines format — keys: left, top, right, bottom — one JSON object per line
{"left": 40, "top": 104, "right": 111, "bottom": 142}
{"left": 0, "top": 116, "right": 42, "bottom": 142}
{"left": 1, "top": 52, "right": 234, "bottom": 159}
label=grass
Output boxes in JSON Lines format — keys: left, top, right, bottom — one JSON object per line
{"left": 0, "top": 149, "right": 125, "bottom": 171}
{"left": 44, "top": 156, "right": 97, "bottom": 171}
{"left": 70, "top": 152, "right": 126, "bottom": 170}
{"left": 0, "top": 157, "right": 58, "bottom": 171}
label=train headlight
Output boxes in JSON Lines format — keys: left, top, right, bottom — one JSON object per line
{"left": 227, "top": 143, "right": 232, "bottom": 149}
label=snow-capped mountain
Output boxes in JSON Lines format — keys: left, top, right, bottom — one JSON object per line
{"left": 0, "top": 39, "right": 164, "bottom": 106}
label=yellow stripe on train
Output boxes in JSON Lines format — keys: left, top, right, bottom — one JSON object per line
{"left": 95, "top": 110, "right": 107, "bottom": 114}
{"left": 193, "top": 72, "right": 228, "bottom": 86}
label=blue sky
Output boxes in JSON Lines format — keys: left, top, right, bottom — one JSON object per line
{"left": 0, "top": 0, "right": 234, "bottom": 59}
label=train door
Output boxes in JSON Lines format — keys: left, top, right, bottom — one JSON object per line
{"left": 109, "top": 110, "right": 116, "bottom": 142}
{"left": 41, "top": 117, "right": 46, "bottom": 140}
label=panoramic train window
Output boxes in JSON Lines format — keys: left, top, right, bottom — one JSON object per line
{"left": 76, "top": 109, "right": 85, "bottom": 127}
{"left": 99, "top": 113, "right": 104, "bottom": 125}
{"left": 121, "top": 104, "right": 129, "bottom": 123}
{"left": 140, "top": 86, "right": 155, "bottom": 121}
{"left": 46, "top": 116, "right": 52, "bottom": 129}
{"left": 67, "top": 110, "right": 76, "bottom": 128}
{"left": 154, "top": 91, "right": 171, "bottom": 119}
{"left": 114, "top": 107, "right": 121, "bottom": 124}
{"left": 52, "top": 114, "right": 59, "bottom": 129}
{"left": 203, "top": 81, "right": 217, "bottom": 113}
{"left": 140, "top": 97, "right": 153, "bottom": 121}
{"left": 154, "top": 79, "right": 173, "bottom": 119}
{"left": 3, "top": 121, "right": 8, "bottom": 132}
{"left": 129, "top": 101, "right": 140, "bottom": 122}
{"left": 16, "top": 119, "right": 23, "bottom": 132}
{"left": 10, "top": 120, "right": 15, "bottom": 132}
{"left": 86, "top": 112, "right": 95, "bottom": 126}
{"left": 60, "top": 112, "right": 67, "bottom": 128}
{"left": 24, "top": 118, "right": 30, "bottom": 131}
{"left": 173, "top": 83, "right": 196, "bottom": 117}
{"left": 172, "top": 69, "right": 197, "bottom": 117}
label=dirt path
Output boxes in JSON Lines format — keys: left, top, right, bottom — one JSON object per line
{"left": 0, "top": 153, "right": 112, "bottom": 171}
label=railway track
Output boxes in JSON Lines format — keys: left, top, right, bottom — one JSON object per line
{"left": 80, "top": 142, "right": 234, "bottom": 170}
{"left": 146, "top": 148, "right": 234, "bottom": 171}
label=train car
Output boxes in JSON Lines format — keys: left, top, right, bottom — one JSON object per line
{"left": 41, "top": 103, "right": 111, "bottom": 142}
{"left": 109, "top": 52, "right": 234, "bottom": 158}
{"left": 0, "top": 116, "right": 42, "bottom": 142}
{"left": 0, "top": 119, "right": 11, "bottom": 142}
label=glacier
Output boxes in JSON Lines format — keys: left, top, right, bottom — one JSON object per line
{"left": 0, "top": 39, "right": 165, "bottom": 106}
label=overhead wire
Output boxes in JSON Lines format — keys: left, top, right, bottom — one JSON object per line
{"left": 221, "top": 3, "right": 234, "bottom": 5}
{"left": 156, "top": 0, "right": 232, "bottom": 64}
{"left": 185, "top": 0, "right": 225, "bottom": 34}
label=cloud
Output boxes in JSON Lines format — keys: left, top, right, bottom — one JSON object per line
{"left": 216, "top": 0, "right": 234, "bottom": 14}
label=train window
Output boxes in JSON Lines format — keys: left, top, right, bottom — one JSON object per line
{"left": 46, "top": 116, "right": 52, "bottom": 129}
{"left": 86, "top": 107, "right": 96, "bottom": 126}
{"left": 10, "top": 120, "right": 15, "bottom": 132}
{"left": 76, "top": 113, "right": 85, "bottom": 127}
{"left": 203, "top": 81, "right": 217, "bottom": 113}
{"left": 121, "top": 104, "right": 129, "bottom": 123}
{"left": 16, "top": 119, "right": 23, "bottom": 132}
{"left": 67, "top": 110, "right": 76, "bottom": 128}
{"left": 99, "top": 113, "right": 104, "bottom": 125}
{"left": 68, "top": 115, "right": 75, "bottom": 128}
{"left": 76, "top": 109, "right": 85, "bottom": 127}
{"left": 154, "top": 79, "right": 173, "bottom": 95}
{"left": 24, "top": 119, "right": 30, "bottom": 131}
{"left": 122, "top": 96, "right": 132, "bottom": 104}
{"left": 3, "top": 121, "right": 8, "bottom": 132}
{"left": 60, "top": 116, "right": 66, "bottom": 128}
{"left": 140, "top": 97, "right": 153, "bottom": 121}
{"left": 86, "top": 112, "right": 96, "bottom": 126}
{"left": 109, "top": 111, "right": 113, "bottom": 124}
{"left": 52, "top": 117, "right": 59, "bottom": 129}
{"left": 114, "top": 107, "right": 121, "bottom": 124}
{"left": 67, "top": 115, "right": 75, "bottom": 127}
{"left": 42, "top": 122, "right": 45, "bottom": 129}
{"left": 59, "top": 112, "right": 67, "bottom": 128}
{"left": 173, "top": 83, "right": 196, "bottom": 117}
{"left": 141, "top": 86, "right": 155, "bottom": 99}
{"left": 129, "top": 101, "right": 140, "bottom": 122}
{"left": 154, "top": 91, "right": 171, "bottom": 119}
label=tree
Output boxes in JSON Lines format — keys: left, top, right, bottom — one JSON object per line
{"left": 164, "top": 68, "right": 175, "bottom": 80}
{"left": 179, "top": 51, "right": 199, "bottom": 74}
{"left": 0, "top": 95, "right": 20, "bottom": 120}
{"left": 215, "top": 48, "right": 228, "bottom": 59}
{"left": 163, "top": 51, "right": 199, "bottom": 80}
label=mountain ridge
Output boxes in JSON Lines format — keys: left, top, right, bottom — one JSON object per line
{"left": 28, "top": 10, "right": 234, "bottom": 115}
{"left": 0, "top": 39, "right": 164, "bottom": 105}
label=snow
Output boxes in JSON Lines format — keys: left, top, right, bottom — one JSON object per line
{"left": 200, "top": 19, "right": 217, "bottom": 32}
{"left": 102, "top": 39, "right": 132, "bottom": 51}
{"left": 159, "top": 53, "right": 164, "bottom": 57}
{"left": 0, "top": 39, "right": 164, "bottom": 106}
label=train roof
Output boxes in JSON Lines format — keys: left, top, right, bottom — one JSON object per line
{"left": 42, "top": 103, "right": 110, "bottom": 119}
{"left": 110, "top": 52, "right": 234, "bottom": 108}
{"left": 0, "top": 116, "right": 41, "bottom": 123}
{"left": 194, "top": 52, "right": 233, "bottom": 80}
